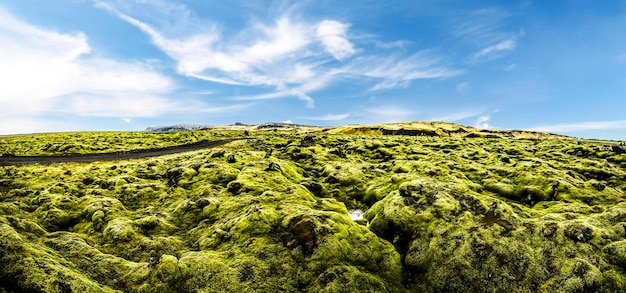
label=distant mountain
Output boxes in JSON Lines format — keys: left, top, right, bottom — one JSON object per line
{"left": 146, "top": 122, "right": 321, "bottom": 132}
{"left": 255, "top": 122, "right": 319, "bottom": 129}
{"left": 145, "top": 124, "right": 211, "bottom": 132}
{"left": 146, "top": 121, "right": 574, "bottom": 139}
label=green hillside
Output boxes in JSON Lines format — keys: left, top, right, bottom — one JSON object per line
{"left": 1, "top": 124, "right": 626, "bottom": 292}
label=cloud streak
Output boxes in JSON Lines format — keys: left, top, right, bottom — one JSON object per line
{"left": 529, "top": 120, "right": 626, "bottom": 133}
{"left": 473, "top": 39, "right": 516, "bottom": 62}
{"left": 452, "top": 8, "right": 519, "bottom": 63}
{"left": 0, "top": 5, "right": 248, "bottom": 134}
{"left": 97, "top": 0, "right": 462, "bottom": 107}
{"left": 301, "top": 113, "right": 350, "bottom": 121}
{"left": 475, "top": 115, "right": 491, "bottom": 129}
{"left": 430, "top": 109, "right": 485, "bottom": 122}
{"left": 316, "top": 20, "right": 356, "bottom": 60}
{"left": 0, "top": 6, "right": 170, "bottom": 132}
{"left": 361, "top": 106, "right": 415, "bottom": 123}
{"left": 343, "top": 52, "right": 464, "bottom": 91}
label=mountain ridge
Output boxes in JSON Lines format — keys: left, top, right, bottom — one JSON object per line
{"left": 146, "top": 121, "right": 574, "bottom": 139}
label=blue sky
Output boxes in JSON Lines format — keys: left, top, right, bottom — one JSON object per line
{"left": 1, "top": 0, "right": 625, "bottom": 139}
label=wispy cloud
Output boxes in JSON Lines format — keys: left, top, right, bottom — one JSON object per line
{"left": 529, "top": 120, "right": 626, "bottom": 133}
{"left": 456, "top": 82, "right": 470, "bottom": 93}
{"left": 230, "top": 89, "right": 314, "bottom": 108}
{"left": 452, "top": 8, "right": 520, "bottom": 63}
{"left": 356, "top": 32, "right": 412, "bottom": 49}
{"left": 0, "top": 6, "right": 166, "bottom": 132}
{"left": 316, "top": 20, "right": 356, "bottom": 60}
{"left": 504, "top": 63, "right": 517, "bottom": 71}
{"left": 361, "top": 106, "right": 415, "bottom": 123}
{"left": 374, "top": 40, "right": 412, "bottom": 49}
{"left": 97, "top": 0, "right": 462, "bottom": 107}
{"left": 191, "top": 90, "right": 214, "bottom": 95}
{"left": 475, "top": 115, "right": 491, "bottom": 128}
{"left": 96, "top": 1, "right": 320, "bottom": 106}
{"left": 344, "top": 52, "right": 464, "bottom": 91}
{"left": 453, "top": 9, "right": 505, "bottom": 43}
{"left": 473, "top": 38, "right": 516, "bottom": 62}
{"left": 0, "top": 8, "right": 172, "bottom": 113}
{"left": 0, "top": 116, "right": 69, "bottom": 135}
{"left": 301, "top": 113, "right": 350, "bottom": 121}
{"left": 0, "top": 5, "right": 247, "bottom": 134}
{"left": 55, "top": 93, "right": 179, "bottom": 117}
{"left": 430, "top": 109, "right": 485, "bottom": 122}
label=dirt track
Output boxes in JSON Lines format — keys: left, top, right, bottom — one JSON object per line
{"left": 0, "top": 138, "right": 249, "bottom": 166}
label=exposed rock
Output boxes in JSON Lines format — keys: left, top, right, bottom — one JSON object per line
{"left": 564, "top": 224, "right": 594, "bottom": 243}
{"left": 281, "top": 216, "right": 328, "bottom": 256}
{"left": 612, "top": 145, "right": 626, "bottom": 154}
{"left": 146, "top": 124, "right": 211, "bottom": 132}
{"left": 300, "top": 135, "right": 316, "bottom": 147}
{"left": 381, "top": 128, "right": 438, "bottom": 136}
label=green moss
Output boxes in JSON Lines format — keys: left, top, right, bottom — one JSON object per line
{"left": 364, "top": 174, "right": 626, "bottom": 291}
{"left": 1, "top": 130, "right": 626, "bottom": 292}
{"left": 309, "top": 265, "right": 389, "bottom": 292}
{"left": 103, "top": 219, "right": 137, "bottom": 242}
{"left": 323, "top": 162, "right": 365, "bottom": 186}
{"left": 0, "top": 225, "right": 120, "bottom": 292}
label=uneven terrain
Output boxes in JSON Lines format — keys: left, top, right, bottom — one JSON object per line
{"left": 0, "top": 139, "right": 244, "bottom": 166}
{"left": 1, "top": 123, "right": 626, "bottom": 292}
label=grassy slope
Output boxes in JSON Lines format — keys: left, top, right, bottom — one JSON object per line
{"left": 0, "top": 130, "right": 235, "bottom": 156}
{"left": 329, "top": 121, "right": 573, "bottom": 139}
{"left": 1, "top": 124, "right": 626, "bottom": 292}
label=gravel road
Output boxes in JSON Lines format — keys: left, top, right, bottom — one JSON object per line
{"left": 0, "top": 138, "right": 248, "bottom": 166}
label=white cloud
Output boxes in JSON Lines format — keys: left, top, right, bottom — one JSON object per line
{"left": 316, "top": 20, "right": 356, "bottom": 60}
{"left": 452, "top": 9, "right": 519, "bottom": 63}
{"left": 431, "top": 110, "right": 484, "bottom": 122}
{"left": 96, "top": 2, "right": 239, "bottom": 74}
{"left": 456, "top": 82, "right": 470, "bottom": 93}
{"left": 475, "top": 115, "right": 490, "bottom": 129}
{"left": 0, "top": 117, "right": 69, "bottom": 135}
{"left": 0, "top": 6, "right": 180, "bottom": 134}
{"left": 452, "top": 9, "right": 507, "bottom": 45}
{"left": 373, "top": 40, "right": 411, "bottom": 49}
{"left": 473, "top": 39, "right": 516, "bottom": 61}
{"left": 56, "top": 93, "right": 179, "bottom": 117}
{"left": 504, "top": 63, "right": 517, "bottom": 71}
{"left": 529, "top": 120, "right": 626, "bottom": 133}
{"left": 230, "top": 88, "right": 314, "bottom": 108}
{"left": 282, "top": 120, "right": 293, "bottom": 124}
{"left": 0, "top": 6, "right": 248, "bottom": 134}
{"left": 121, "top": 118, "right": 132, "bottom": 123}
{"left": 98, "top": 2, "right": 318, "bottom": 104}
{"left": 301, "top": 113, "right": 350, "bottom": 121}
{"left": 191, "top": 90, "right": 214, "bottom": 95}
{"left": 343, "top": 52, "right": 464, "bottom": 91}
{"left": 240, "top": 17, "right": 311, "bottom": 65}
{"left": 97, "top": 1, "right": 461, "bottom": 107}
{"left": 363, "top": 106, "right": 414, "bottom": 123}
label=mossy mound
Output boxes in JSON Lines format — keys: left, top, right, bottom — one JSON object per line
{"left": 328, "top": 121, "right": 574, "bottom": 139}
{"left": 0, "top": 142, "right": 403, "bottom": 292}
{"left": 1, "top": 130, "right": 625, "bottom": 292}
{"left": 366, "top": 179, "right": 626, "bottom": 291}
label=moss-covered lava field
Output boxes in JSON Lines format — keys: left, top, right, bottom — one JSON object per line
{"left": 1, "top": 123, "right": 626, "bottom": 292}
